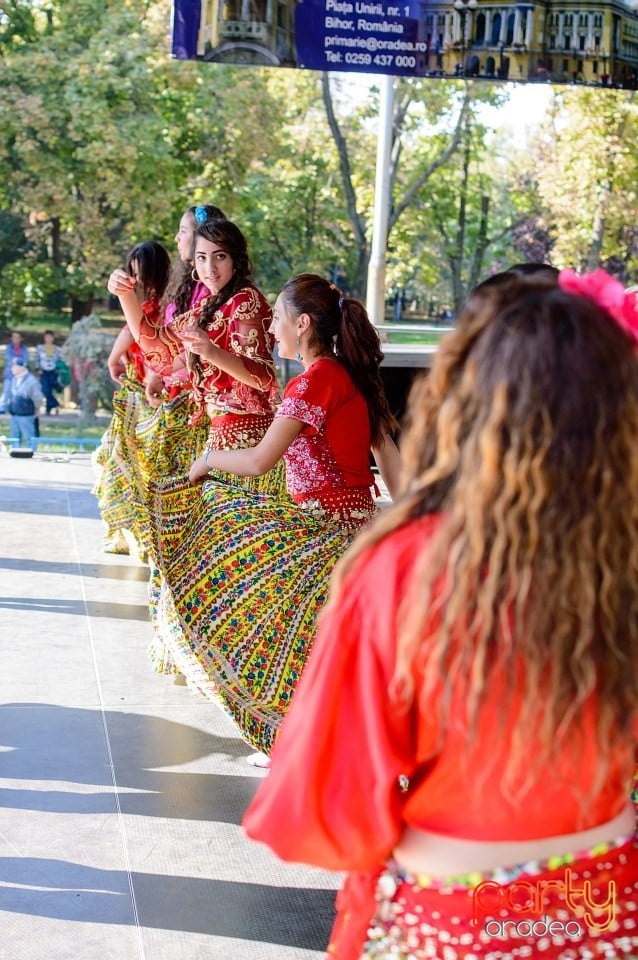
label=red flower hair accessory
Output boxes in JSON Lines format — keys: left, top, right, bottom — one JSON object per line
{"left": 558, "top": 268, "right": 638, "bottom": 348}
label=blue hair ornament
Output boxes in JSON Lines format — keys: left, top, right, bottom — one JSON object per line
{"left": 194, "top": 206, "right": 207, "bottom": 224}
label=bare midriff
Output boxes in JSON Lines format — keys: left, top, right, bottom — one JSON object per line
{"left": 393, "top": 802, "right": 636, "bottom": 877}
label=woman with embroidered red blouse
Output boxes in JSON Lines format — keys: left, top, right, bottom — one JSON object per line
{"left": 98, "top": 205, "right": 225, "bottom": 570}
{"left": 243, "top": 269, "right": 638, "bottom": 959}
{"left": 149, "top": 273, "right": 398, "bottom": 760}
{"left": 107, "top": 217, "right": 285, "bottom": 675}
{"left": 94, "top": 240, "right": 172, "bottom": 556}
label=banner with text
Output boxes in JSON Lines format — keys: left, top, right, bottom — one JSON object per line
{"left": 296, "top": 1, "right": 425, "bottom": 76}
{"left": 171, "top": 0, "right": 637, "bottom": 90}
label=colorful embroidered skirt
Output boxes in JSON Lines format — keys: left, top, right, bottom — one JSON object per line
{"left": 146, "top": 410, "right": 287, "bottom": 675}
{"left": 148, "top": 471, "right": 373, "bottom": 752}
{"left": 93, "top": 376, "right": 207, "bottom": 560}
{"left": 328, "top": 838, "right": 638, "bottom": 960}
{"left": 92, "top": 375, "right": 150, "bottom": 553}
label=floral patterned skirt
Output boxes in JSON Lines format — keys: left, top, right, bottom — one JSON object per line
{"left": 147, "top": 467, "right": 374, "bottom": 752}
{"left": 92, "top": 376, "right": 207, "bottom": 559}
{"left": 92, "top": 375, "right": 150, "bottom": 553}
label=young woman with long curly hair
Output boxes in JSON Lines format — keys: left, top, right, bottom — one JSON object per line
{"left": 244, "top": 268, "right": 638, "bottom": 959}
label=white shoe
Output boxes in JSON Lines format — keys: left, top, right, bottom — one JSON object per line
{"left": 246, "top": 751, "right": 271, "bottom": 769}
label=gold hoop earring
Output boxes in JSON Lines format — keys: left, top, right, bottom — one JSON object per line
{"left": 191, "top": 268, "right": 198, "bottom": 281}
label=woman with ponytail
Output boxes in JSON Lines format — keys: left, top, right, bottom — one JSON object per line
{"left": 188, "top": 272, "right": 399, "bottom": 510}
{"left": 151, "top": 273, "right": 398, "bottom": 760}
{"left": 244, "top": 268, "right": 638, "bottom": 960}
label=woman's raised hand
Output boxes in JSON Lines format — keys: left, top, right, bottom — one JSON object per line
{"left": 107, "top": 269, "right": 136, "bottom": 297}
{"left": 180, "top": 326, "right": 213, "bottom": 360}
{"left": 107, "top": 357, "right": 126, "bottom": 384}
{"left": 144, "top": 373, "right": 165, "bottom": 407}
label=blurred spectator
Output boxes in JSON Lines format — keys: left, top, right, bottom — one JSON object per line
{"left": 7, "top": 357, "right": 42, "bottom": 450}
{"left": 35, "top": 329, "right": 64, "bottom": 415}
{"left": 1, "top": 331, "right": 30, "bottom": 413}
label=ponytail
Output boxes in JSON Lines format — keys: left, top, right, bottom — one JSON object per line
{"left": 337, "top": 297, "right": 397, "bottom": 444}
{"left": 279, "top": 274, "right": 397, "bottom": 444}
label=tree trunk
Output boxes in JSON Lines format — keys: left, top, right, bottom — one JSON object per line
{"left": 352, "top": 246, "right": 370, "bottom": 301}
{"left": 321, "top": 73, "right": 372, "bottom": 300}
{"left": 71, "top": 296, "right": 94, "bottom": 325}
{"left": 585, "top": 177, "right": 611, "bottom": 271}
{"left": 49, "top": 216, "right": 62, "bottom": 265}
{"left": 450, "top": 123, "right": 472, "bottom": 311}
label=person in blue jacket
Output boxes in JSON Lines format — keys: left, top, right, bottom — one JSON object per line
{"left": 1, "top": 331, "right": 30, "bottom": 413}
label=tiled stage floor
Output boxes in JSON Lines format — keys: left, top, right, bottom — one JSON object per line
{"left": 0, "top": 451, "right": 340, "bottom": 960}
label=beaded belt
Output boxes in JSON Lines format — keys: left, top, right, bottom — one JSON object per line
{"left": 389, "top": 831, "right": 636, "bottom": 893}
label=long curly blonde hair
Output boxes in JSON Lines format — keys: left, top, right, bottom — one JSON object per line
{"left": 330, "top": 273, "right": 638, "bottom": 788}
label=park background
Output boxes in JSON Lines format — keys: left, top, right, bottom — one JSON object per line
{"left": 0, "top": 0, "right": 636, "bottom": 436}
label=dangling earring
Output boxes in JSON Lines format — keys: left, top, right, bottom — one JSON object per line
{"left": 191, "top": 268, "right": 198, "bottom": 281}
{"left": 295, "top": 337, "right": 303, "bottom": 363}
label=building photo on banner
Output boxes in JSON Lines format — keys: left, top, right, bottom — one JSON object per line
{"left": 171, "top": 0, "right": 638, "bottom": 89}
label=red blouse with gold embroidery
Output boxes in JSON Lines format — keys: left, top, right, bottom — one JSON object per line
{"left": 136, "top": 285, "right": 280, "bottom": 418}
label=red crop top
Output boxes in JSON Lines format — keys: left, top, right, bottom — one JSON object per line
{"left": 243, "top": 514, "right": 635, "bottom": 873}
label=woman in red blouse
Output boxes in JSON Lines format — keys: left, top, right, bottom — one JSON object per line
{"left": 189, "top": 272, "right": 400, "bottom": 522}
{"left": 108, "top": 217, "right": 288, "bottom": 671}
{"left": 94, "top": 240, "right": 171, "bottom": 556}
{"left": 243, "top": 269, "right": 638, "bottom": 959}
{"left": 98, "top": 205, "right": 225, "bottom": 570}
{"left": 149, "top": 274, "right": 398, "bottom": 759}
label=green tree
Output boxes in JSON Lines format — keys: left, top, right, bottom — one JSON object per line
{"left": 0, "top": 0, "right": 285, "bottom": 319}
{"left": 532, "top": 89, "right": 638, "bottom": 280}
{"left": 235, "top": 70, "right": 349, "bottom": 296}
{"left": 319, "top": 75, "right": 526, "bottom": 303}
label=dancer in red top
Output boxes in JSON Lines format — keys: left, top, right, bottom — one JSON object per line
{"left": 244, "top": 268, "right": 638, "bottom": 959}
{"left": 151, "top": 274, "right": 398, "bottom": 758}
{"left": 93, "top": 240, "right": 171, "bottom": 556}
{"left": 98, "top": 205, "right": 225, "bottom": 564}
{"left": 109, "top": 216, "right": 284, "bottom": 674}
{"left": 112, "top": 218, "right": 279, "bottom": 443}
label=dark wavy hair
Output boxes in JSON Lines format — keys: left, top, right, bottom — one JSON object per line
{"left": 278, "top": 273, "right": 397, "bottom": 444}
{"left": 186, "top": 219, "right": 255, "bottom": 384}
{"left": 163, "top": 204, "right": 227, "bottom": 317}
{"left": 126, "top": 241, "right": 171, "bottom": 301}
{"left": 195, "top": 219, "right": 254, "bottom": 325}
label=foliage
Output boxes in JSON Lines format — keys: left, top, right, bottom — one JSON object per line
{"left": 380, "top": 82, "right": 535, "bottom": 310}
{"left": 0, "top": 0, "right": 255, "bottom": 313}
{"left": 529, "top": 89, "right": 638, "bottom": 281}
{"left": 0, "top": 0, "right": 636, "bottom": 323}
{"left": 0, "top": 261, "right": 28, "bottom": 324}
{"left": 61, "top": 314, "right": 115, "bottom": 422}
{"left": 237, "top": 70, "right": 350, "bottom": 298}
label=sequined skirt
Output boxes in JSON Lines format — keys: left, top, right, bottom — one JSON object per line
{"left": 329, "top": 839, "right": 638, "bottom": 960}
{"left": 148, "top": 469, "right": 375, "bottom": 752}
